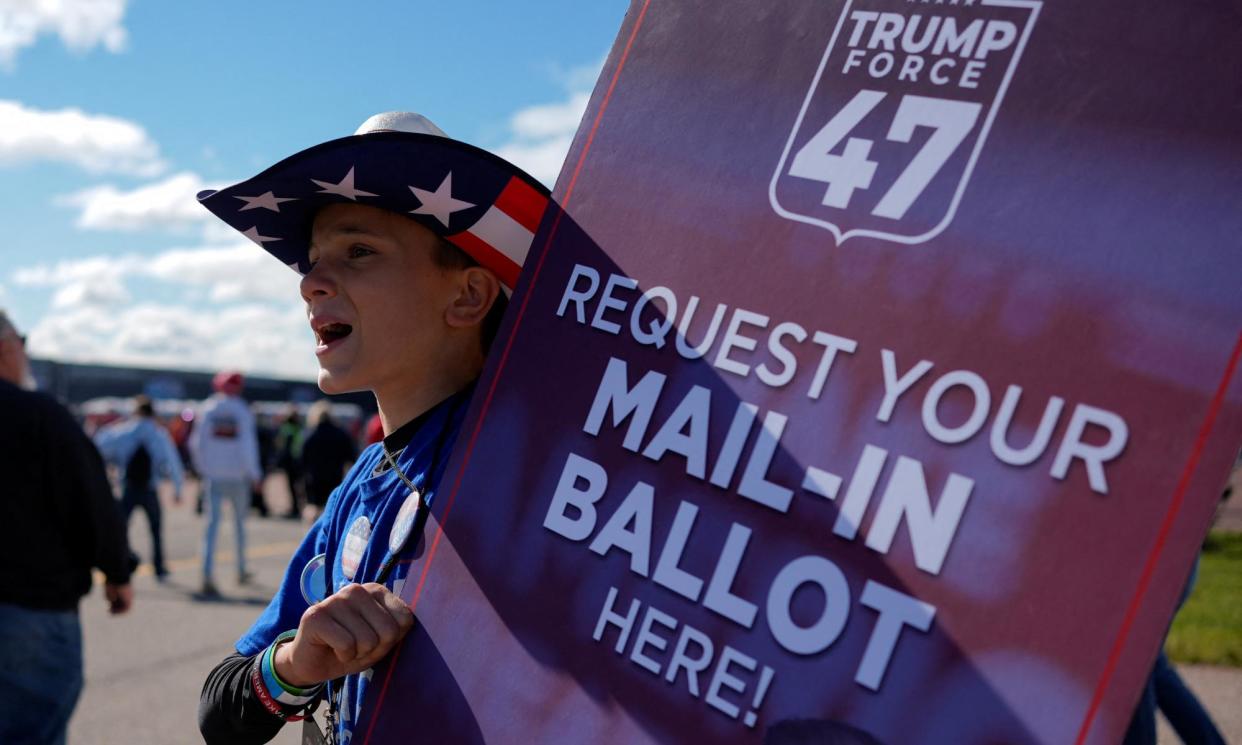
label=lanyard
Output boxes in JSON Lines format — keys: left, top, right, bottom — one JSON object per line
{"left": 315, "top": 392, "right": 466, "bottom": 744}
{"left": 375, "top": 390, "right": 464, "bottom": 582}
{"left": 374, "top": 446, "right": 428, "bottom": 585}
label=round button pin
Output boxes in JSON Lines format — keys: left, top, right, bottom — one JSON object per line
{"left": 299, "top": 553, "right": 328, "bottom": 605}
{"left": 388, "top": 490, "right": 421, "bottom": 554}
{"left": 341, "top": 516, "right": 372, "bottom": 581}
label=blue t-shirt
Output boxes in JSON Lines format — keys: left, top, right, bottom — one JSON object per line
{"left": 237, "top": 390, "right": 469, "bottom": 742}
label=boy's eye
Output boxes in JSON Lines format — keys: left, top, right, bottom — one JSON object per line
{"left": 348, "top": 244, "right": 375, "bottom": 259}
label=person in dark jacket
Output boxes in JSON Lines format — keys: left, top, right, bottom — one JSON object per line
{"left": 95, "top": 394, "right": 185, "bottom": 579}
{"left": 298, "top": 400, "right": 357, "bottom": 522}
{"left": 0, "top": 310, "right": 135, "bottom": 744}
{"left": 273, "top": 408, "right": 305, "bottom": 519}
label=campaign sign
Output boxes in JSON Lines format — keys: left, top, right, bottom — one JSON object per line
{"left": 360, "top": 1, "right": 1242, "bottom": 743}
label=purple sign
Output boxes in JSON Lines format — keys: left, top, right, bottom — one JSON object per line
{"left": 360, "top": 1, "right": 1242, "bottom": 743}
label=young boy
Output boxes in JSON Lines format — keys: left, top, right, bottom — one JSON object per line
{"left": 197, "top": 112, "right": 550, "bottom": 744}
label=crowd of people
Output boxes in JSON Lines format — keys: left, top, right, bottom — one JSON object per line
{"left": 0, "top": 303, "right": 375, "bottom": 742}
{"left": 90, "top": 373, "right": 367, "bottom": 596}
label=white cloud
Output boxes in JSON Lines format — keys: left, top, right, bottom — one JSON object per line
{"left": 144, "top": 243, "right": 301, "bottom": 303}
{"left": 201, "top": 219, "right": 244, "bottom": 244}
{"left": 509, "top": 92, "right": 592, "bottom": 140}
{"left": 12, "top": 237, "right": 305, "bottom": 377}
{"left": 50, "top": 274, "right": 130, "bottom": 309}
{"left": 559, "top": 60, "right": 606, "bottom": 92}
{"left": 15, "top": 241, "right": 313, "bottom": 377}
{"left": 495, "top": 134, "right": 579, "bottom": 190}
{"left": 26, "top": 301, "right": 316, "bottom": 379}
{"left": 0, "top": 99, "right": 165, "bottom": 176}
{"left": 494, "top": 60, "right": 602, "bottom": 187}
{"left": 12, "top": 254, "right": 137, "bottom": 287}
{"left": 58, "top": 172, "right": 222, "bottom": 231}
{"left": 13, "top": 240, "right": 300, "bottom": 305}
{"left": 0, "top": 0, "right": 128, "bottom": 69}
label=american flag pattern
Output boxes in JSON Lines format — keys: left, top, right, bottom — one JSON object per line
{"left": 197, "top": 132, "right": 551, "bottom": 289}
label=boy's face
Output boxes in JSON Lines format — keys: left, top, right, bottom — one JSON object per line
{"left": 303, "top": 203, "right": 461, "bottom": 396}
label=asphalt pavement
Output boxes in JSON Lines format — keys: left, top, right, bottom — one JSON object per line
{"left": 70, "top": 477, "right": 305, "bottom": 745}
{"left": 67, "top": 477, "right": 1241, "bottom": 744}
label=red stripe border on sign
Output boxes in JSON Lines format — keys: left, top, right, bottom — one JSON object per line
{"left": 1073, "top": 330, "right": 1242, "bottom": 745}
{"left": 360, "top": 2, "right": 654, "bottom": 741}
{"left": 495, "top": 175, "right": 548, "bottom": 234}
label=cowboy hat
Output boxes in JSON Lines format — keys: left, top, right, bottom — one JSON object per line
{"left": 197, "top": 112, "right": 550, "bottom": 290}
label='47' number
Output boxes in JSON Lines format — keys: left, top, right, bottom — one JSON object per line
{"left": 789, "top": 91, "right": 981, "bottom": 220}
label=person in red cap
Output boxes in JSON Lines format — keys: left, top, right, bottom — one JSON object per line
{"left": 197, "top": 112, "right": 550, "bottom": 743}
{"left": 189, "top": 369, "right": 263, "bottom": 596}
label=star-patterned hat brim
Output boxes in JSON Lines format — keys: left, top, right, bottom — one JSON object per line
{"left": 197, "top": 131, "right": 551, "bottom": 289}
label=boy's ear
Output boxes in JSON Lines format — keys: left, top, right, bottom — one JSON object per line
{"left": 445, "top": 266, "right": 501, "bottom": 330}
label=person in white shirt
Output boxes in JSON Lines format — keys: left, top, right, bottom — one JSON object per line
{"left": 188, "top": 370, "right": 262, "bottom": 596}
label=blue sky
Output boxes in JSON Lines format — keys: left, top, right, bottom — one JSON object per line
{"left": 0, "top": 1, "right": 628, "bottom": 379}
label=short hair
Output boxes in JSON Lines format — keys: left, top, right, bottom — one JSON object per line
{"left": 431, "top": 237, "right": 509, "bottom": 353}
{"left": 133, "top": 394, "right": 155, "bottom": 418}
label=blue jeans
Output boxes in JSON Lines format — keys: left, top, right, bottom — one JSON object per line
{"left": 0, "top": 603, "right": 83, "bottom": 745}
{"left": 202, "top": 478, "right": 249, "bottom": 581}
{"left": 1153, "top": 651, "right": 1225, "bottom": 744}
{"left": 1123, "top": 559, "right": 1224, "bottom": 745}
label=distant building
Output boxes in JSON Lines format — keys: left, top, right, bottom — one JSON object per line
{"left": 29, "top": 358, "right": 375, "bottom": 413}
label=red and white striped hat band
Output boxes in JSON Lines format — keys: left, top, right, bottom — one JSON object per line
{"left": 447, "top": 175, "right": 546, "bottom": 290}
{"left": 196, "top": 111, "right": 552, "bottom": 291}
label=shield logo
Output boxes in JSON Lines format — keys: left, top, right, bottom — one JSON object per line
{"left": 770, "top": 0, "right": 1041, "bottom": 245}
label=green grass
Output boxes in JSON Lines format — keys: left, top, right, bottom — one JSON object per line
{"left": 1166, "top": 531, "right": 1242, "bottom": 667}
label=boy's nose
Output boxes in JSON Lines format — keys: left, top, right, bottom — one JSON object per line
{"left": 299, "top": 262, "right": 338, "bottom": 301}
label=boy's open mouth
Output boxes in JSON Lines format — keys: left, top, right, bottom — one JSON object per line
{"left": 316, "top": 323, "right": 353, "bottom": 345}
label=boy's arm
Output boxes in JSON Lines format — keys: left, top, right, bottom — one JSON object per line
{"left": 199, "top": 652, "right": 304, "bottom": 745}
{"left": 200, "top": 509, "right": 333, "bottom": 743}
{"left": 272, "top": 582, "right": 414, "bottom": 687}
{"left": 199, "top": 582, "right": 414, "bottom": 744}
